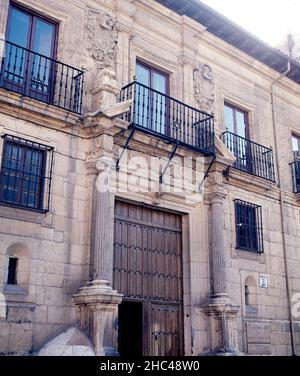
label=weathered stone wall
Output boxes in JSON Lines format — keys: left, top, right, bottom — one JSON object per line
{"left": 0, "top": 0, "right": 299, "bottom": 355}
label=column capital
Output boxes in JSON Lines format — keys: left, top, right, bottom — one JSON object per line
{"left": 206, "top": 188, "right": 227, "bottom": 204}
{"left": 95, "top": 155, "right": 116, "bottom": 174}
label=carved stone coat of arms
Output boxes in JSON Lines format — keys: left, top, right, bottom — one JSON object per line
{"left": 193, "top": 63, "right": 215, "bottom": 113}
{"left": 85, "top": 8, "right": 118, "bottom": 70}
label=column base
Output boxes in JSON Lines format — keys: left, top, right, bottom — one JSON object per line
{"left": 202, "top": 294, "right": 242, "bottom": 355}
{"left": 73, "top": 280, "right": 123, "bottom": 356}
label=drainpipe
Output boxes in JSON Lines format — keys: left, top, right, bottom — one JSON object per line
{"left": 271, "top": 60, "right": 297, "bottom": 356}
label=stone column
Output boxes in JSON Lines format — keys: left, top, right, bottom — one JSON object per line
{"left": 202, "top": 173, "right": 242, "bottom": 356}
{"left": 73, "top": 155, "right": 122, "bottom": 356}
{"left": 73, "top": 68, "right": 132, "bottom": 356}
{"left": 210, "top": 192, "right": 228, "bottom": 298}
{"left": 93, "top": 190, "right": 113, "bottom": 283}
{"left": 92, "top": 153, "right": 116, "bottom": 285}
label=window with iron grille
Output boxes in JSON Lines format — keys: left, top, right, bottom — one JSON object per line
{"left": 0, "top": 135, "right": 54, "bottom": 212}
{"left": 234, "top": 200, "right": 264, "bottom": 253}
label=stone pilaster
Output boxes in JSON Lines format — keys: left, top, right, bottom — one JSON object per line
{"left": 90, "top": 69, "right": 120, "bottom": 112}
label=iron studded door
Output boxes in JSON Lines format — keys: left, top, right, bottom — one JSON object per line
{"left": 113, "top": 200, "right": 183, "bottom": 356}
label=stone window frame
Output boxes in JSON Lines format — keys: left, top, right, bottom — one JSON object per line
{"left": 0, "top": 126, "right": 56, "bottom": 226}
{"left": 7, "top": 257, "right": 18, "bottom": 285}
{"left": 3, "top": 242, "right": 30, "bottom": 296}
{"left": 230, "top": 194, "right": 266, "bottom": 263}
{"left": 244, "top": 276, "right": 259, "bottom": 316}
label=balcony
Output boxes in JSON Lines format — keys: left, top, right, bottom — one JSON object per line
{"left": 0, "top": 41, "right": 84, "bottom": 114}
{"left": 290, "top": 160, "right": 300, "bottom": 193}
{"left": 119, "top": 81, "right": 215, "bottom": 155}
{"left": 221, "top": 131, "right": 275, "bottom": 182}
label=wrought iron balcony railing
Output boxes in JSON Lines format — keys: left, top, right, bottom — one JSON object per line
{"left": 0, "top": 41, "right": 84, "bottom": 114}
{"left": 290, "top": 160, "right": 300, "bottom": 193}
{"left": 119, "top": 81, "right": 215, "bottom": 155}
{"left": 221, "top": 131, "right": 275, "bottom": 182}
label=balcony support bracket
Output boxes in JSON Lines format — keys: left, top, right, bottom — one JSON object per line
{"left": 159, "top": 141, "right": 179, "bottom": 185}
{"left": 198, "top": 155, "right": 217, "bottom": 193}
{"left": 116, "top": 125, "right": 136, "bottom": 171}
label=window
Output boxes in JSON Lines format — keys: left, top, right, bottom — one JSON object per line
{"left": 224, "top": 103, "right": 252, "bottom": 172}
{"left": 7, "top": 257, "right": 18, "bottom": 285}
{"left": 291, "top": 135, "right": 300, "bottom": 193}
{"left": 0, "top": 135, "right": 54, "bottom": 212}
{"left": 224, "top": 103, "right": 248, "bottom": 138}
{"left": 234, "top": 200, "right": 263, "bottom": 253}
{"left": 136, "top": 62, "right": 169, "bottom": 96}
{"left": 2, "top": 3, "right": 57, "bottom": 100}
{"left": 292, "top": 134, "right": 300, "bottom": 160}
{"left": 135, "top": 61, "right": 169, "bottom": 134}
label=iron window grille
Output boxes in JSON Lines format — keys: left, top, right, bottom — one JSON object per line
{"left": 221, "top": 131, "right": 275, "bottom": 182}
{"left": 290, "top": 160, "right": 300, "bottom": 193}
{"left": 234, "top": 200, "right": 264, "bottom": 253}
{"left": 0, "top": 134, "right": 54, "bottom": 212}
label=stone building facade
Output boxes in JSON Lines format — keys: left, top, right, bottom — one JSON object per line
{"left": 0, "top": 0, "right": 300, "bottom": 356}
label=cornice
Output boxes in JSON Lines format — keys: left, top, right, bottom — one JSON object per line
{"left": 0, "top": 90, "right": 79, "bottom": 130}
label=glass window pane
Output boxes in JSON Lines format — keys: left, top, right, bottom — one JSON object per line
{"left": 152, "top": 72, "right": 167, "bottom": 134}
{"left": 236, "top": 110, "right": 247, "bottom": 138}
{"left": 136, "top": 64, "right": 150, "bottom": 86}
{"left": 31, "top": 19, "right": 55, "bottom": 92}
{"left": 135, "top": 64, "right": 150, "bottom": 127}
{"left": 7, "top": 7, "right": 30, "bottom": 48}
{"left": 152, "top": 72, "right": 167, "bottom": 94}
{"left": 292, "top": 136, "right": 299, "bottom": 152}
{"left": 224, "top": 105, "right": 234, "bottom": 133}
{"left": 32, "top": 19, "right": 55, "bottom": 57}
{"left": 5, "top": 7, "right": 30, "bottom": 83}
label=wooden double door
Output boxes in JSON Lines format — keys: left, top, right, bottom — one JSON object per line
{"left": 113, "top": 201, "right": 184, "bottom": 356}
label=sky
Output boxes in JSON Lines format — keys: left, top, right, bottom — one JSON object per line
{"left": 199, "top": 0, "right": 300, "bottom": 47}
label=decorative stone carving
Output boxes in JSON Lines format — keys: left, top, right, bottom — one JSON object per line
{"left": 85, "top": 8, "right": 118, "bottom": 70}
{"left": 193, "top": 63, "right": 215, "bottom": 112}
